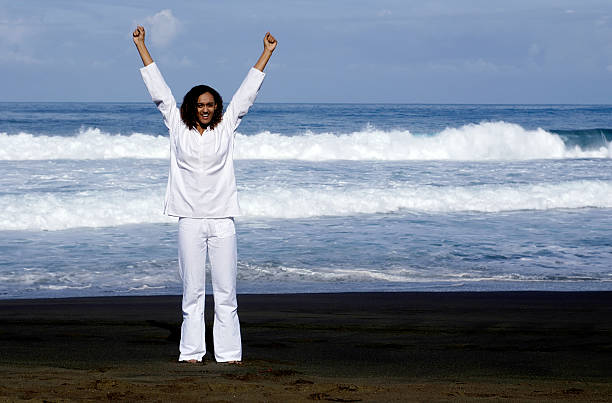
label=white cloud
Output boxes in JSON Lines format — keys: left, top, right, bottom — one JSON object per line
{"left": 144, "top": 9, "right": 179, "bottom": 47}
{"left": 378, "top": 9, "right": 392, "bottom": 17}
{"left": 528, "top": 43, "right": 542, "bottom": 58}
{"left": 178, "top": 56, "right": 193, "bottom": 67}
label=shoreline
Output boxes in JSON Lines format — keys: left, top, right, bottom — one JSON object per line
{"left": 1, "top": 291, "right": 611, "bottom": 401}
{"left": 3, "top": 287, "right": 612, "bottom": 299}
{"left": 4, "top": 280, "right": 612, "bottom": 301}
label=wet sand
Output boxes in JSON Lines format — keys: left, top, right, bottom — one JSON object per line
{"left": 0, "top": 291, "right": 611, "bottom": 401}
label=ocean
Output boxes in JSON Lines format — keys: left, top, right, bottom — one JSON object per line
{"left": 1, "top": 102, "right": 611, "bottom": 299}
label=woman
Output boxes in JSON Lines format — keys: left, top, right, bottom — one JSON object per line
{"left": 133, "top": 25, "right": 277, "bottom": 364}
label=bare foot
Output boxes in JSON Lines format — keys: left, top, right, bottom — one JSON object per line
{"left": 180, "top": 359, "right": 199, "bottom": 364}
{"left": 226, "top": 360, "right": 242, "bottom": 365}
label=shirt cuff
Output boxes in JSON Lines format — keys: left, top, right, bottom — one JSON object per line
{"left": 140, "top": 61, "right": 158, "bottom": 73}
{"left": 248, "top": 67, "right": 266, "bottom": 79}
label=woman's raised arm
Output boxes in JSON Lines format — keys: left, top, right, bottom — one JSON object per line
{"left": 133, "top": 26, "right": 154, "bottom": 66}
{"left": 253, "top": 32, "right": 277, "bottom": 72}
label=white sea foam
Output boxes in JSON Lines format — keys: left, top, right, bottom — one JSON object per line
{"left": 237, "top": 263, "right": 420, "bottom": 283}
{"left": 239, "top": 121, "right": 612, "bottom": 160}
{"left": 4, "top": 262, "right": 593, "bottom": 299}
{"left": 242, "top": 180, "right": 612, "bottom": 218}
{"left": 2, "top": 180, "right": 611, "bottom": 231}
{"left": 1, "top": 122, "right": 610, "bottom": 161}
{"left": 0, "top": 127, "right": 168, "bottom": 160}
{"left": 236, "top": 264, "right": 609, "bottom": 284}
{"left": 0, "top": 189, "right": 174, "bottom": 230}
{"left": 0, "top": 263, "right": 176, "bottom": 297}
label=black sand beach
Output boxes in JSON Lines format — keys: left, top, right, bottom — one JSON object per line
{"left": 1, "top": 291, "right": 611, "bottom": 401}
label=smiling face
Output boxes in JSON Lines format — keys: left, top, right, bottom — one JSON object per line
{"left": 196, "top": 92, "right": 217, "bottom": 128}
{"left": 180, "top": 85, "right": 223, "bottom": 131}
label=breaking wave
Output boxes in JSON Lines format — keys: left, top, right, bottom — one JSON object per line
{"left": 2, "top": 180, "right": 611, "bottom": 230}
{"left": 1, "top": 122, "right": 611, "bottom": 161}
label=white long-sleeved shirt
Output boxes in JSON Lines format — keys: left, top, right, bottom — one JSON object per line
{"left": 140, "top": 62, "right": 265, "bottom": 218}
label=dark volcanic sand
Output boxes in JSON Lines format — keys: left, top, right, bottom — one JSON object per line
{"left": 0, "top": 292, "right": 611, "bottom": 401}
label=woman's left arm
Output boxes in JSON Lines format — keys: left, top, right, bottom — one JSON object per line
{"left": 253, "top": 32, "right": 278, "bottom": 72}
{"left": 222, "top": 33, "right": 278, "bottom": 137}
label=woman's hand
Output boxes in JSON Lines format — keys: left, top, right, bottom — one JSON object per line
{"left": 254, "top": 32, "right": 278, "bottom": 72}
{"left": 133, "top": 25, "right": 146, "bottom": 46}
{"left": 133, "top": 25, "right": 153, "bottom": 66}
{"left": 263, "top": 32, "right": 277, "bottom": 53}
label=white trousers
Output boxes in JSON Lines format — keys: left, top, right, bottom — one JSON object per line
{"left": 177, "top": 217, "right": 241, "bottom": 362}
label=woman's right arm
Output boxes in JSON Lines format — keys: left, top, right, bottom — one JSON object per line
{"left": 134, "top": 26, "right": 180, "bottom": 131}
{"left": 133, "top": 26, "right": 153, "bottom": 66}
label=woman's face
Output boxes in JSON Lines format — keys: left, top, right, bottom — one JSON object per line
{"left": 196, "top": 92, "right": 217, "bottom": 127}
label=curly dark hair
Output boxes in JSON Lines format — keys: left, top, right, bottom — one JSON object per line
{"left": 180, "top": 85, "right": 223, "bottom": 130}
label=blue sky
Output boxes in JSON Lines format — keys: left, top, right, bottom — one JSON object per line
{"left": 1, "top": 0, "right": 612, "bottom": 103}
